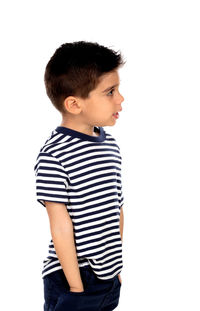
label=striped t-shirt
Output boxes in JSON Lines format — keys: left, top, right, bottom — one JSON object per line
{"left": 34, "top": 125, "right": 124, "bottom": 280}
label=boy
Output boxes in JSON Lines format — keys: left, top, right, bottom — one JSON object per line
{"left": 34, "top": 41, "right": 125, "bottom": 311}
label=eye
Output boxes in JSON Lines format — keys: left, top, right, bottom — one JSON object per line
{"left": 107, "top": 88, "right": 115, "bottom": 96}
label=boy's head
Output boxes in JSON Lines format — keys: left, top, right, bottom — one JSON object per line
{"left": 44, "top": 41, "right": 125, "bottom": 128}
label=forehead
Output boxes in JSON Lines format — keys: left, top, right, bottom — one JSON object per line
{"left": 96, "top": 70, "right": 120, "bottom": 90}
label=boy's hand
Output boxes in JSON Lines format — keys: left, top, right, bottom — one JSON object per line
{"left": 118, "top": 274, "right": 122, "bottom": 285}
{"left": 70, "top": 286, "right": 84, "bottom": 293}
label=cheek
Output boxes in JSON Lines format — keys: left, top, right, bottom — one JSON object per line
{"left": 92, "top": 100, "right": 109, "bottom": 112}
{"left": 86, "top": 97, "right": 112, "bottom": 116}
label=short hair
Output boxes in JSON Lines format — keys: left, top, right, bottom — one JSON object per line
{"left": 44, "top": 41, "right": 125, "bottom": 114}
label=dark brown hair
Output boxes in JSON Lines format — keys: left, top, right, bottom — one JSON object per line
{"left": 44, "top": 41, "right": 125, "bottom": 114}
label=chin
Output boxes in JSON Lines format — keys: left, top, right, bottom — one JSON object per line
{"left": 96, "top": 118, "right": 116, "bottom": 127}
{"left": 107, "top": 120, "right": 116, "bottom": 127}
{"left": 101, "top": 122, "right": 115, "bottom": 128}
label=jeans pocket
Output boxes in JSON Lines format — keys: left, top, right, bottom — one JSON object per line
{"left": 55, "top": 290, "right": 109, "bottom": 311}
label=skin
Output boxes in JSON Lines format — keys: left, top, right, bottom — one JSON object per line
{"left": 60, "top": 70, "right": 124, "bottom": 136}
{"left": 45, "top": 69, "right": 124, "bottom": 292}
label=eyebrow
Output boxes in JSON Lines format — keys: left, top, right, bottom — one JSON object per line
{"left": 102, "top": 83, "right": 119, "bottom": 93}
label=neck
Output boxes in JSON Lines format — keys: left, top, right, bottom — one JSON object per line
{"left": 60, "top": 119, "right": 97, "bottom": 137}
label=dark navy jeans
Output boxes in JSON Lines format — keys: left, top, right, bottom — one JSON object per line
{"left": 43, "top": 265, "right": 121, "bottom": 311}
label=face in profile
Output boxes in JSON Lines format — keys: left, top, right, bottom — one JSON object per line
{"left": 80, "top": 70, "right": 124, "bottom": 127}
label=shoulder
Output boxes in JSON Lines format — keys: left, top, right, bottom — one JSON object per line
{"left": 34, "top": 129, "right": 66, "bottom": 172}
{"left": 37, "top": 129, "right": 64, "bottom": 153}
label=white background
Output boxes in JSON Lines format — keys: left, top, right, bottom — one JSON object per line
{"left": 0, "top": 0, "right": 200, "bottom": 310}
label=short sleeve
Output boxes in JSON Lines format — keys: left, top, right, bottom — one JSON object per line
{"left": 34, "top": 151, "right": 69, "bottom": 207}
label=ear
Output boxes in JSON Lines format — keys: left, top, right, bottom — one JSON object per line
{"left": 63, "top": 96, "right": 82, "bottom": 115}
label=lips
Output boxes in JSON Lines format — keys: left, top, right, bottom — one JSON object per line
{"left": 112, "top": 112, "right": 119, "bottom": 119}
{"left": 112, "top": 108, "right": 122, "bottom": 119}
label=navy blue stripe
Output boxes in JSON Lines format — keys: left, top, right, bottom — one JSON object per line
{"left": 74, "top": 218, "right": 120, "bottom": 234}
{"left": 75, "top": 225, "right": 119, "bottom": 240}
{"left": 76, "top": 234, "right": 121, "bottom": 247}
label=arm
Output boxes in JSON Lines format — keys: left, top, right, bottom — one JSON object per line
{"left": 44, "top": 201, "right": 84, "bottom": 292}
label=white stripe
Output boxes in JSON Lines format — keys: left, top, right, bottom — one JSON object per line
{"left": 37, "top": 195, "right": 68, "bottom": 203}
{"left": 36, "top": 182, "right": 66, "bottom": 189}
{"left": 72, "top": 214, "right": 119, "bottom": 229}
{"left": 90, "top": 257, "right": 122, "bottom": 269}
{"left": 69, "top": 192, "right": 119, "bottom": 205}
{"left": 42, "top": 266, "right": 62, "bottom": 277}
{"left": 70, "top": 163, "right": 121, "bottom": 178}
{"left": 36, "top": 176, "right": 66, "bottom": 182}
{"left": 65, "top": 198, "right": 120, "bottom": 212}
{"left": 46, "top": 137, "right": 80, "bottom": 154}
{"left": 70, "top": 175, "right": 121, "bottom": 190}
{"left": 77, "top": 242, "right": 122, "bottom": 257}
{"left": 76, "top": 234, "right": 121, "bottom": 250}
{"left": 61, "top": 150, "right": 121, "bottom": 166}
{"left": 90, "top": 249, "right": 122, "bottom": 264}
{"left": 74, "top": 217, "right": 119, "bottom": 235}
{"left": 75, "top": 228, "right": 120, "bottom": 243}
{"left": 72, "top": 210, "right": 119, "bottom": 224}
{"left": 52, "top": 142, "right": 119, "bottom": 159}
{"left": 91, "top": 262, "right": 123, "bottom": 275}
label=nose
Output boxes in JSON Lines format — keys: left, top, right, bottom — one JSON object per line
{"left": 120, "top": 93, "right": 124, "bottom": 102}
{"left": 117, "top": 92, "right": 124, "bottom": 105}
{"left": 116, "top": 95, "right": 124, "bottom": 112}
